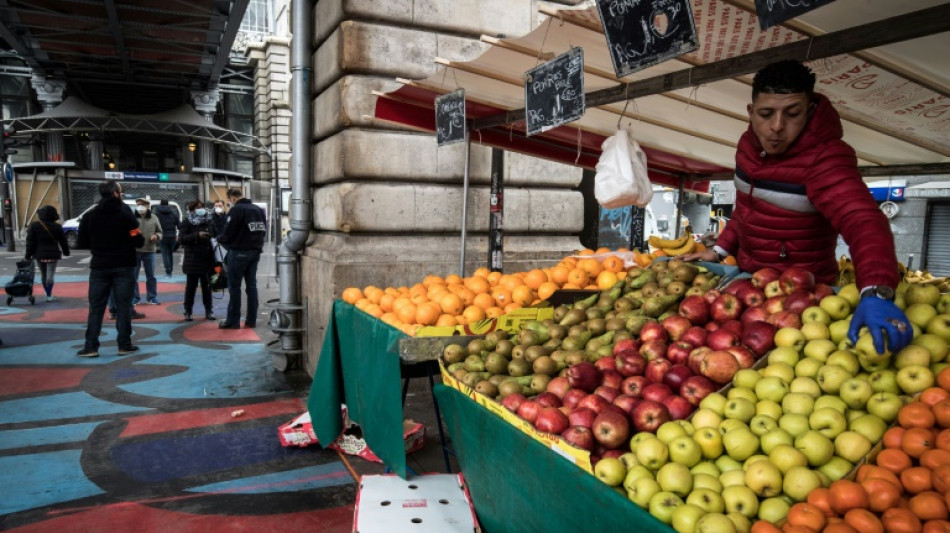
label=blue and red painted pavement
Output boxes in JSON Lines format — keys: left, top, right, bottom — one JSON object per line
{"left": 0, "top": 276, "right": 356, "bottom": 532}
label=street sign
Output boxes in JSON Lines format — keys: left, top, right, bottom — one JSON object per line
{"left": 3, "top": 162, "right": 12, "bottom": 183}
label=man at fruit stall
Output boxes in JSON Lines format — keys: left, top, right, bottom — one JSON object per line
{"left": 681, "top": 59, "right": 911, "bottom": 355}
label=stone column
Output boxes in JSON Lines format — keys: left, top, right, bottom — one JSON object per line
{"left": 30, "top": 75, "right": 67, "bottom": 162}
{"left": 191, "top": 89, "right": 220, "bottom": 169}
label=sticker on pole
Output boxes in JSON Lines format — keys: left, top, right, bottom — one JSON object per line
{"left": 435, "top": 89, "right": 466, "bottom": 146}
{"left": 524, "top": 47, "right": 585, "bottom": 136}
{"left": 595, "top": 0, "right": 698, "bottom": 78}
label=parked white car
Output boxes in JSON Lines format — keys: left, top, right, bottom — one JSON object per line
{"left": 62, "top": 199, "right": 182, "bottom": 249}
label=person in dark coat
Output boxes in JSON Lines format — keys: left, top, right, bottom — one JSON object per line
{"left": 153, "top": 199, "right": 180, "bottom": 278}
{"left": 178, "top": 200, "right": 216, "bottom": 321}
{"left": 211, "top": 199, "right": 228, "bottom": 237}
{"left": 25, "top": 205, "right": 70, "bottom": 302}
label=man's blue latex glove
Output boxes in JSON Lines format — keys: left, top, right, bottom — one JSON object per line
{"left": 847, "top": 297, "right": 913, "bottom": 354}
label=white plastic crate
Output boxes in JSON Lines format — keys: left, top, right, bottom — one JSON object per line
{"left": 353, "top": 473, "right": 480, "bottom": 533}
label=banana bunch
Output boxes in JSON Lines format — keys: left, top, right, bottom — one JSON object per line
{"left": 647, "top": 231, "right": 696, "bottom": 256}
{"left": 904, "top": 268, "right": 950, "bottom": 291}
{"left": 837, "top": 256, "right": 856, "bottom": 286}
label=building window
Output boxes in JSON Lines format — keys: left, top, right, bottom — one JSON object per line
{"left": 0, "top": 74, "right": 33, "bottom": 120}
{"left": 241, "top": 0, "right": 271, "bottom": 34}
{"left": 220, "top": 91, "right": 255, "bottom": 174}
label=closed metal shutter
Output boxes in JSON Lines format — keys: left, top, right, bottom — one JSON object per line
{"left": 68, "top": 179, "right": 199, "bottom": 217}
{"left": 924, "top": 201, "right": 950, "bottom": 276}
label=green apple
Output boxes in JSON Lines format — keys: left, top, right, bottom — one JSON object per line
{"left": 933, "top": 362, "right": 950, "bottom": 374}
{"left": 619, "top": 452, "right": 640, "bottom": 470}
{"left": 819, "top": 294, "right": 852, "bottom": 320}
{"left": 801, "top": 306, "right": 832, "bottom": 326}
{"left": 906, "top": 284, "right": 941, "bottom": 306}
{"left": 809, "top": 407, "right": 848, "bottom": 439}
{"left": 789, "top": 376, "right": 822, "bottom": 398}
{"left": 727, "top": 512, "right": 752, "bottom": 533}
{"left": 720, "top": 469, "right": 746, "bottom": 488}
{"left": 895, "top": 344, "right": 934, "bottom": 369}
{"left": 837, "top": 284, "right": 860, "bottom": 309}
{"left": 700, "top": 393, "right": 728, "bottom": 415}
{"left": 794, "top": 357, "right": 823, "bottom": 379}
{"left": 866, "top": 391, "right": 903, "bottom": 423}
{"left": 906, "top": 303, "right": 938, "bottom": 328}
{"left": 800, "top": 321, "right": 831, "bottom": 342}
{"left": 728, "top": 387, "right": 758, "bottom": 404}
{"left": 846, "top": 409, "right": 867, "bottom": 423}
{"left": 855, "top": 333, "right": 891, "bottom": 364}
{"left": 697, "top": 512, "right": 737, "bottom": 533}
{"left": 649, "top": 491, "right": 685, "bottom": 523}
{"left": 775, "top": 327, "right": 806, "bottom": 351}
{"left": 913, "top": 333, "right": 949, "bottom": 363}
{"left": 817, "top": 456, "right": 854, "bottom": 482}
{"left": 675, "top": 419, "right": 695, "bottom": 434}
{"left": 817, "top": 364, "right": 852, "bottom": 394}
{"left": 754, "top": 376, "right": 789, "bottom": 404}
{"left": 733, "top": 368, "right": 762, "bottom": 390}
{"left": 719, "top": 419, "right": 748, "bottom": 436}
{"left": 768, "top": 347, "right": 801, "bottom": 367}
{"left": 859, "top": 354, "right": 892, "bottom": 373}
{"left": 869, "top": 369, "right": 901, "bottom": 393}
{"left": 723, "top": 428, "right": 759, "bottom": 461}
{"left": 795, "top": 430, "right": 835, "bottom": 467}
{"left": 690, "top": 461, "right": 720, "bottom": 478}
{"left": 715, "top": 454, "right": 744, "bottom": 473}
{"left": 686, "top": 488, "right": 725, "bottom": 514}
{"left": 760, "top": 363, "right": 795, "bottom": 384}
{"left": 656, "top": 462, "right": 693, "bottom": 497}
{"left": 938, "top": 293, "right": 950, "bottom": 314}
{"left": 724, "top": 398, "right": 757, "bottom": 423}
{"left": 750, "top": 416, "right": 780, "bottom": 439}
{"left": 839, "top": 378, "right": 873, "bottom": 410}
{"left": 783, "top": 465, "right": 823, "bottom": 502}
{"left": 691, "top": 408, "right": 723, "bottom": 430}
{"left": 722, "top": 485, "right": 759, "bottom": 518}
{"left": 657, "top": 421, "right": 689, "bottom": 444}
{"left": 827, "top": 350, "right": 860, "bottom": 375}
{"left": 669, "top": 436, "right": 702, "bottom": 467}
{"left": 756, "top": 400, "right": 784, "bottom": 420}
{"left": 896, "top": 365, "right": 935, "bottom": 394}
{"left": 671, "top": 503, "right": 706, "bottom": 533}
{"left": 815, "top": 470, "right": 832, "bottom": 488}
{"left": 693, "top": 427, "right": 724, "bottom": 460}
{"left": 834, "top": 431, "right": 873, "bottom": 464}
{"left": 926, "top": 314, "right": 950, "bottom": 343}
{"left": 804, "top": 339, "right": 837, "bottom": 362}
{"left": 829, "top": 319, "right": 852, "bottom": 346}
{"left": 631, "top": 431, "right": 658, "bottom": 448}
{"left": 814, "top": 395, "right": 848, "bottom": 413}
{"left": 768, "top": 443, "right": 808, "bottom": 474}
{"left": 781, "top": 393, "right": 816, "bottom": 416}
{"left": 594, "top": 457, "right": 627, "bottom": 487}
{"left": 757, "top": 496, "right": 791, "bottom": 524}
{"left": 849, "top": 414, "right": 888, "bottom": 444}
{"left": 623, "top": 465, "right": 655, "bottom": 493}
{"left": 693, "top": 473, "right": 723, "bottom": 493}
{"left": 743, "top": 455, "right": 770, "bottom": 470}
{"left": 778, "top": 413, "right": 810, "bottom": 438}
{"left": 636, "top": 437, "right": 670, "bottom": 471}
{"left": 760, "top": 428, "right": 794, "bottom": 454}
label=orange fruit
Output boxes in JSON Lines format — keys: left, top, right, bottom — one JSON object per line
{"left": 782, "top": 526, "right": 815, "bottom": 533}
{"left": 342, "top": 287, "right": 363, "bottom": 304}
{"left": 922, "top": 388, "right": 950, "bottom": 407}
{"left": 485, "top": 307, "right": 504, "bottom": 319}
{"left": 523, "top": 269, "right": 549, "bottom": 290}
{"left": 909, "top": 492, "right": 949, "bottom": 521}
{"left": 900, "top": 402, "right": 936, "bottom": 429}
{"left": 933, "top": 400, "right": 950, "bottom": 428}
{"left": 567, "top": 268, "right": 590, "bottom": 288}
{"left": 470, "top": 292, "right": 493, "bottom": 311}
{"left": 923, "top": 520, "right": 950, "bottom": 533}
{"left": 499, "top": 274, "right": 524, "bottom": 293}
{"left": 444, "top": 274, "right": 463, "bottom": 285}
{"left": 877, "top": 448, "right": 914, "bottom": 475}
{"left": 829, "top": 480, "right": 870, "bottom": 514}
{"left": 396, "top": 303, "right": 417, "bottom": 324}
{"left": 576, "top": 249, "right": 595, "bottom": 256}
{"left": 364, "top": 304, "right": 383, "bottom": 318}
{"left": 902, "top": 466, "right": 934, "bottom": 494}
{"left": 843, "top": 508, "right": 883, "bottom": 533}
{"left": 472, "top": 267, "right": 490, "bottom": 278}
{"left": 422, "top": 274, "right": 444, "bottom": 287}
{"left": 823, "top": 524, "right": 858, "bottom": 533}
{"left": 537, "top": 282, "right": 559, "bottom": 301}
{"left": 601, "top": 255, "right": 625, "bottom": 273}
{"left": 511, "top": 285, "right": 534, "bottom": 307}
{"left": 937, "top": 429, "right": 950, "bottom": 452}
{"left": 503, "top": 302, "right": 522, "bottom": 313}
{"left": 439, "top": 293, "right": 464, "bottom": 315}
{"left": 653, "top": 249, "right": 668, "bottom": 258}
{"left": 933, "top": 464, "right": 950, "bottom": 494}
{"left": 435, "top": 314, "right": 457, "bottom": 327}
{"left": 378, "top": 293, "right": 397, "bottom": 312}
{"left": 862, "top": 477, "right": 903, "bottom": 513}
{"left": 461, "top": 305, "right": 486, "bottom": 324}
{"left": 808, "top": 487, "right": 835, "bottom": 516}
{"left": 751, "top": 522, "right": 783, "bottom": 533}
{"left": 577, "top": 258, "right": 603, "bottom": 278}
{"left": 380, "top": 312, "right": 400, "bottom": 326}
{"left": 938, "top": 368, "right": 950, "bottom": 392}
{"left": 596, "top": 271, "right": 619, "bottom": 290}
{"left": 486, "top": 271, "right": 502, "bottom": 285}
{"left": 723, "top": 255, "right": 737, "bottom": 265}
{"left": 490, "top": 287, "right": 512, "bottom": 307}
{"left": 549, "top": 265, "right": 570, "bottom": 285}
{"left": 594, "top": 246, "right": 611, "bottom": 254}
{"left": 787, "top": 503, "right": 828, "bottom": 531}
{"left": 885, "top": 427, "right": 907, "bottom": 449}
{"left": 354, "top": 298, "right": 370, "bottom": 310}
{"left": 904, "top": 428, "right": 937, "bottom": 458}
{"left": 465, "top": 276, "right": 490, "bottom": 294}
{"left": 881, "top": 507, "right": 923, "bottom": 533}
{"left": 920, "top": 449, "right": 950, "bottom": 471}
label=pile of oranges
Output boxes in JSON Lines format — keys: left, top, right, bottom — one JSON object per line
{"left": 753, "top": 368, "right": 950, "bottom": 533}
{"left": 341, "top": 248, "right": 647, "bottom": 336}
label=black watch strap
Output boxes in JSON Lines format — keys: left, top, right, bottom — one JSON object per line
{"left": 860, "top": 285, "right": 896, "bottom": 301}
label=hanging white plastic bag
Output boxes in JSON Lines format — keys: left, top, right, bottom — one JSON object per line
{"left": 594, "top": 126, "right": 653, "bottom": 209}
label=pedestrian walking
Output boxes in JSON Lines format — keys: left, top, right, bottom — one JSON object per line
{"left": 24, "top": 205, "right": 70, "bottom": 302}
{"left": 179, "top": 200, "right": 216, "bottom": 321}
{"left": 132, "top": 198, "right": 162, "bottom": 305}
{"left": 154, "top": 199, "right": 180, "bottom": 278}
{"left": 77, "top": 180, "right": 145, "bottom": 357}
{"left": 216, "top": 189, "right": 265, "bottom": 329}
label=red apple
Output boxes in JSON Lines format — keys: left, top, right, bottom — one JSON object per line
{"left": 663, "top": 364, "right": 692, "bottom": 393}
{"left": 724, "top": 278, "right": 754, "bottom": 296}
{"left": 601, "top": 449, "right": 626, "bottom": 460}
{"left": 661, "top": 315, "right": 693, "bottom": 341}
{"left": 700, "top": 350, "right": 741, "bottom": 384}
{"left": 535, "top": 407, "right": 570, "bottom": 434}
{"left": 767, "top": 310, "right": 802, "bottom": 329}
{"left": 720, "top": 319, "right": 743, "bottom": 336}
{"left": 737, "top": 286, "right": 766, "bottom": 308}
{"left": 612, "top": 338, "right": 639, "bottom": 357}
{"left": 639, "top": 321, "right": 668, "bottom": 343}
{"left": 764, "top": 280, "right": 784, "bottom": 298}
{"left": 752, "top": 267, "right": 781, "bottom": 288}
{"left": 784, "top": 288, "right": 817, "bottom": 314}
{"left": 740, "top": 306, "right": 770, "bottom": 328}
{"left": 666, "top": 341, "right": 695, "bottom": 365}
{"left": 710, "top": 293, "right": 743, "bottom": 322}
{"left": 535, "top": 392, "right": 562, "bottom": 409}
{"left": 567, "top": 407, "right": 598, "bottom": 429}
{"left": 645, "top": 358, "right": 673, "bottom": 384}
{"left": 594, "top": 385, "right": 620, "bottom": 403}
{"left": 501, "top": 392, "right": 526, "bottom": 413}
{"left": 620, "top": 375, "right": 648, "bottom": 397}
{"left": 517, "top": 400, "right": 542, "bottom": 424}
{"left": 688, "top": 346, "right": 713, "bottom": 374}
{"left": 741, "top": 320, "right": 777, "bottom": 357}
{"left": 681, "top": 375, "right": 717, "bottom": 406}
{"left": 703, "top": 288, "right": 722, "bottom": 305}
{"left": 615, "top": 352, "right": 647, "bottom": 377}
{"left": 592, "top": 409, "right": 631, "bottom": 449}
{"left": 601, "top": 369, "right": 623, "bottom": 390}
{"left": 594, "top": 355, "right": 617, "bottom": 373}
{"left": 704, "top": 321, "right": 720, "bottom": 332}
{"left": 566, "top": 361, "right": 602, "bottom": 392}
{"left": 678, "top": 295, "right": 710, "bottom": 326}
{"left": 613, "top": 394, "right": 641, "bottom": 415}
{"left": 780, "top": 266, "right": 816, "bottom": 294}
{"left": 546, "top": 376, "right": 571, "bottom": 399}
{"left": 577, "top": 393, "right": 610, "bottom": 414}
{"left": 642, "top": 382, "right": 674, "bottom": 403}
{"left": 813, "top": 283, "right": 835, "bottom": 300}
{"left": 727, "top": 344, "right": 758, "bottom": 369}
{"left": 681, "top": 326, "right": 708, "bottom": 348}
{"left": 562, "top": 388, "right": 587, "bottom": 410}
{"left": 561, "top": 426, "right": 595, "bottom": 451}
{"left": 666, "top": 395, "right": 695, "bottom": 420}
{"left": 763, "top": 295, "right": 786, "bottom": 314}
{"left": 632, "top": 400, "right": 671, "bottom": 433}
{"left": 639, "top": 340, "right": 669, "bottom": 361}
{"left": 706, "top": 328, "right": 740, "bottom": 350}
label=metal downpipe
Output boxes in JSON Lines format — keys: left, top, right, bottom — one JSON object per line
{"left": 269, "top": 0, "right": 312, "bottom": 370}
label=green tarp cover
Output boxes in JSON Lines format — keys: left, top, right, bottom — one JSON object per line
{"left": 309, "top": 300, "right": 409, "bottom": 478}
{"left": 434, "top": 384, "right": 672, "bottom": 533}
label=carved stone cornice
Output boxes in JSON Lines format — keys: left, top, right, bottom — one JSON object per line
{"left": 30, "top": 75, "right": 67, "bottom": 110}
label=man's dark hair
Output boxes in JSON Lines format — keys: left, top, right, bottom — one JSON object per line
{"left": 160, "top": 199, "right": 169, "bottom": 206}
{"left": 752, "top": 60, "right": 816, "bottom": 99}
{"left": 187, "top": 200, "right": 203, "bottom": 211}
{"left": 227, "top": 188, "right": 243, "bottom": 199}
{"left": 99, "top": 180, "right": 121, "bottom": 199}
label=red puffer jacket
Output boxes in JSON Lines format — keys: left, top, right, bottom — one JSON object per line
{"left": 716, "top": 94, "right": 898, "bottom": 289}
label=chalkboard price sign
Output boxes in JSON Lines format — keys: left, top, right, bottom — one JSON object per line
{"left": 596, "top": 0, "right": 699, "bottom": 79}
{"left": 435, "top": 89, "right": 466, "bottom": 146}
{"left": 524, "top": 48, "right": 585, "bottom": 137}
{"left": 754, "top": 0, "right": 837, "bottom": 29}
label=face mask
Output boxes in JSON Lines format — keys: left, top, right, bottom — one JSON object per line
{"left": 214, "top": 207, "right": 224, "bottom": 214}
{"left": 195, "top": 208, "right": 208, "bottom": 216}
{"left": 136, "top": 206, "right": 147, "bottom": 214}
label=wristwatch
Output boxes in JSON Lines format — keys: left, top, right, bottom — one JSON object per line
{"left": 860, "top": 285, "right": 896, "bottom": 301}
